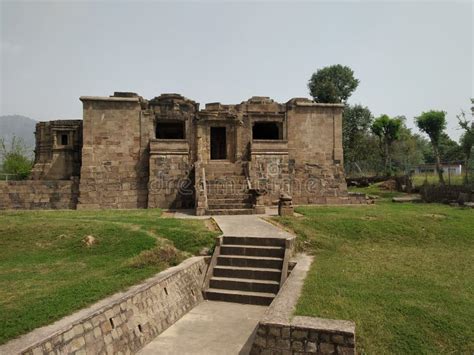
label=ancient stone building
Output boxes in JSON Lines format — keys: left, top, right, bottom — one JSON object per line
{"left": 2, "top": 92, "right": 360, "bottom": 213}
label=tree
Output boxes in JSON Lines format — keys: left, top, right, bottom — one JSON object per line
{"left": 391, "top": 122, "right": 425, "bottom": 174}
{"left": 342, "top": 104, "right": 373, "bottom": 171}
{"left": 0, "top": 136, "right": 33, "bottom": 180}
{"left": 308, "top": 65, "right": 359, "bottom": 103}
{"left": 457, "top": 110, "right": 474, "bottom": 183}
{"left": 415, "top": 110, "right": 447, "bottom": 184}
{"left": 371, "top": 115, "right": 402, "bottom": 176}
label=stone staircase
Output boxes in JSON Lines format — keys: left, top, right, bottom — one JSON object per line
{"left": 204, "top": 235, "right": 290, "bottom": 306}
{"left": 204, "top": 162, "right": 255, "bottom": 215}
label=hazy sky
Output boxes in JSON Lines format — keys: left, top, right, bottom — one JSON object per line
{"left": 1, "top": 1, "right": 472, "bottom": 140}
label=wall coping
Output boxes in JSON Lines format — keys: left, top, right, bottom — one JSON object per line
{"left": 79, "top": 96, "right": 140, "bottom": 103}
{"left": 0, "top": 256, "right": 208, "bottom": 354}
{"left": 260, "top": 253, "right": 355, "bottom": 334}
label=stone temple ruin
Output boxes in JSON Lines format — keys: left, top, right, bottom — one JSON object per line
{"left": 1, "top": 92, "right": 366, "bottom": 214}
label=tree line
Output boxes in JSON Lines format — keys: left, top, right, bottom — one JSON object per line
{"left": 308, "top": 64, "right": 474, "bottom": 184}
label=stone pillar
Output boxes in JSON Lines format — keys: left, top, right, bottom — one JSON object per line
{"left": 278, "top": 193, "right": 294, "bottom": 216}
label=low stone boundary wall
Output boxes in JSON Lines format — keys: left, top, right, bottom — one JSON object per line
{"left": 250, "top": 255, "right": 356, "bottom": 355}
{"left": 0, "top": 179, "right": 79, "bottom": 210}
{"left": 420, "top": 184, "right": 473, "bottom": 203}
{"left": 0, "top": 257, "right": 208, "bottom": 355}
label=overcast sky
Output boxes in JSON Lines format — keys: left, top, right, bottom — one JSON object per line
{"left": 1, "top": 1, "right": 472, "bottom": 140}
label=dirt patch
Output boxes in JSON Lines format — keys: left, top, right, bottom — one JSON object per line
{"left": 422, "top": 213, "right": 446, "bottom": 220}
{"left": 129, "top": 244, "right": 185, "bottom": 269}
{"left": 161, "top": 211, "right": 176, "bottom": 218}
{"left": 361, "top": 216, "right": 377, "bottom": 221}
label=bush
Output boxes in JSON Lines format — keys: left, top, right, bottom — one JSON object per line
{"left": 0, "top": 137, "right": 33, "bottom": 180}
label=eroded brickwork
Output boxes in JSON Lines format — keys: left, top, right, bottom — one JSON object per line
{"left": 0, "top": 180, "right": 78, "bottom": 210}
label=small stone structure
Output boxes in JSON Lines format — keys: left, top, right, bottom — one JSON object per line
{"left": 0, "top": 257, "right": 207, "bottom": 355}
{"left": 278, "top": 193, "right": 294, "bottom": 216}
{"left": 1, "top": 92, "right": 355, "bottom": 214}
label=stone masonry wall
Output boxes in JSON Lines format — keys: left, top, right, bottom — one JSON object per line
{"left": 148, "top": 139, "right": 194, "bottom": 209}
{"left": 0, "top": 180, "right": 79, "bottom": 210}
{"left": 78, "top": 96, "right": 149, "bottom": 209}
{"left": 0, "top": 257, "right": 208, "bottom": 355}
{"left": 286, "top": 101, "right": 348, "bottom": 205}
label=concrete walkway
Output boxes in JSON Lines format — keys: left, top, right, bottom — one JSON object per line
{"left": 213, "top": 214, "right": 294, "bottom": 238}
{"left": 138, "top": 212, "right": 295, "bottom": 354}
{"left": 138, "top": 301, "right": 266, "bottom": 355}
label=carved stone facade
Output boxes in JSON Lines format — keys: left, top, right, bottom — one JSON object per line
{"left": 24, "top": 92, "right": 350, "bottom": 213}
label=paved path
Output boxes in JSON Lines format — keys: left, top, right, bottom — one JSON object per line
{"left": 138, "top": 301, "right": 266, "bottom": 355}
{"left": 212, "top": 214, "right": 294, "bottom": 238}
{"left": 138, "top": 212, "right": 295, "bottom": 354}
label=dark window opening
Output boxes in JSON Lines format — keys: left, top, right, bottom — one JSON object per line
{"left": 210, "top": 127, "right": 227, "bottom": 160}
{"left": 156, "top": 121, "right": 185, "bottom": 139}
{"left": 252, "top": 122, "right": 281, "bottom": 140}
{"left": 61, "top": 134, "right": 69, "bottom": 145}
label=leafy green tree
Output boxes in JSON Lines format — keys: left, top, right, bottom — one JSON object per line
{"left": 415, "top": 110, "right": 447, "bottom": 184}
{"left": 371, "top": 115, "right": 402, "bottom": 176}
{"left": 0, "top": 136, "right": 33, "bottom": 180}
{"left": 342, "top": 104, "right": 373, "bottom": 171}
{"left": 391, "top": 122, "right": 425, "bottom": 174}
{"left": 308, "top": 65, "right": 359, "bottom": 103}
{"left": 457, "top": 110, "right": 474, "bottom": 183}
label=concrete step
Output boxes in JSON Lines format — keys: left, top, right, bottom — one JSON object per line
{"left": 207, "top": 197, "right": 252, "bottom": 204}
{"left": 220, "top": 244, "right": 285, "bottom": 258}
{"left": 205, "top": 208, "right": 255, "bottom": 215}
{"left": 223, "top": 236, "right": 287, "bottom": 248}
{"left": 213, "top": 265, "right": 281, "bottom": 281}
{"left": 207, "top": 194, "right": 252, "bottom": 200}
{"left": 204, "top": 288, "right": 275, "bottom": 306}
{"left": 207, "top": 203, "right": 253, "bottom": 209}
{"left": 209, "top": 277, "right": 280, "bottom": 294}
{"left": 217, "top": 255, "right": 283, "bottom": 269}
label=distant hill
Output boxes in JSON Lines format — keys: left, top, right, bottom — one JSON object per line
{"left": 0, "top": 115, "right": 37, "bottom": 159}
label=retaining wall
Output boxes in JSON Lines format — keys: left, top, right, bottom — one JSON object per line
{"left": 0, "top": 179, "right": 79, "bottom": 210}
{"left": 0, "top": 257, "right": 208, "bottom": 355}
{"left": 250, "top": 255, "right": 356, "bottom": 355}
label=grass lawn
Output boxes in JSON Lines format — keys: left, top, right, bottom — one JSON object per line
{"left": 276, "top": 193, "right": 473, "bottom": 353}
{"left": 0, "top": 209, "right": 218, "bottom": 344}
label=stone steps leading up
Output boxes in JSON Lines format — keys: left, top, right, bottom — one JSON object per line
{"left": 205, "top": 208, "right": 255, "bottom": 215}
{"left": 207, "top": 203, "right": 253, "bottom": 210}
{"left": 204, "top": 288, "right": 276, "bottom": 306}
{"left": 204, "top": 235, "right": 287, "bottom": 306}
{"left": 209, "top": 277, "right": 280, "bottom": 294}
{"left": 217, "top": 255, "right": 283, "bottom": 269}
{"left": 213, "top": 265, "right": 281, "bottom": 281}
{"left": 220, "top": 244, "right": 284, "bottom": 258}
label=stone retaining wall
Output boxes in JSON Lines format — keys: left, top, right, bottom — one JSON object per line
{"left": 250, "top": 255, "right": 356, "bottom": 355}
{"left": 0, "top": 179, "right": 79, "bottom": 210}
{"left": 0, "top": 257, "right": 208, "bottom": 355}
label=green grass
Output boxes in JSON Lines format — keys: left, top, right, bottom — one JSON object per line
{"left": 348, "top": 183, "right": 405, "bottom": 200}
{"left": 0, "top": 209, "right": 218, "bottom": 344}
{"left": 412, "top": 173, "right": 466, "bottom": 187}
{"left": 276, "top": 200, "right": 473, "bottom": 354}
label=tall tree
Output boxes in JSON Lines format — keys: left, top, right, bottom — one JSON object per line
{"left": 415, "top": 110, "right": 447, "bottom": 184}
{"left": 371, "top": 115, "right": 402, "bottom": 176}
{"left": 457, "top": 110, "right": 474, "bottom": 183}
{"left": 342, "top": 104, "right": 373, "bottom": 172}
{"left": 308, "top": 65, "right": 359, "bottom": 103}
